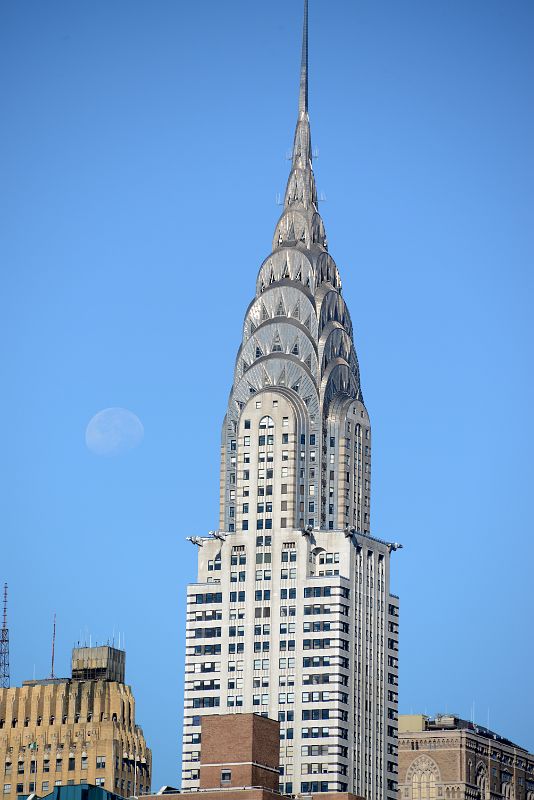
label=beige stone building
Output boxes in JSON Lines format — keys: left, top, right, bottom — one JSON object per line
{"left": 399, "top": 715, "right": 534, "bottom": 800}
{"left": 0, "top": 646, "right": 151, "bottom": 799}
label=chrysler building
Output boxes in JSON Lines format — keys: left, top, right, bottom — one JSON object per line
{"left": 181, "top": 4, "right": 400, "bottom": 799}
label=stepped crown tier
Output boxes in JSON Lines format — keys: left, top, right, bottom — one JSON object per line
{"left": 219, "top": 0, "right": 371, "bottom": 535}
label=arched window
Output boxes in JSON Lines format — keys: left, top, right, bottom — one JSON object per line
{"left": 501, "top": 777, "right": 513, "bottom": 800}
{"left": 476, "top": 764, "right": 488, "bottom": 800}
{"left": 408, "top": 756, "right": 440, "bottom": 800}
{"left": 259, "top": 416, "right": 274, "bottom": 429}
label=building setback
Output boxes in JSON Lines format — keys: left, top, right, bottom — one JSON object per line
{"left": 180, "top": 4, "right": 400, "bottom": 800}
{"left": 398, "top": 715, "right": 534, "bottom": 800}
{"left": 0, "top": 646, "right": 151, "bottom": 799}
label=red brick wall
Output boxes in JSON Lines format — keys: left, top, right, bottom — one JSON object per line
{"left": 199, "top": 714, "right": 280, "bottom": 791}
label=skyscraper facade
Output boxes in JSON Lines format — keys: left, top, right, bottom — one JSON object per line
{"left": 181, "top": 4, "right": 399, "bottom": 800}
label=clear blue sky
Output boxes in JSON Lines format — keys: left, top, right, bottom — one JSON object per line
{"left": 1, "top": 0, "right": 533, "bottom": 788}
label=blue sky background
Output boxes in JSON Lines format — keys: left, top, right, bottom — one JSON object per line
{"left": 1, "top": 0, "right": 533, "bottom": 788}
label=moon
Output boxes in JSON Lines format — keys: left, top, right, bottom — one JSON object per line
{"left": 85, "top": 408, "right": 144, "bottom": 456}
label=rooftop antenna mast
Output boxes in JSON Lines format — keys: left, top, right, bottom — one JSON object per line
{"left": 49, "top": 613, "right": 57, "bottom": 679}
{"left": 0, "top": 583, "right": 9, "bottom": 689}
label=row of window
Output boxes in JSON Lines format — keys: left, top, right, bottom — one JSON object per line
{"left": 3, "top": 780, "right": 110, "bottom": 795}
{"left": 3, "top": 756, "right": 107, "bottom": 773}
{"left": 187, "top": 653, "right": 348, "bottom": 674}
{"left": 189, "top": 685, "right": 351, "bottom": 708}
{"left": 192, "top": 603, "right": 368, "bottom": 626}
{"left": 0, "top": 714, "right": 121, "bottom": 728}
{"left": 192, "top": 587, "right": 350, "bottom": 611}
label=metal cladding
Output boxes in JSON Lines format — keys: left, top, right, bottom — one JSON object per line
{"left": 220, "top": 0, "right": 367, "bottom": 534}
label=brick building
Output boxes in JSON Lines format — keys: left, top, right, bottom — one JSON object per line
{"left": 399, "top": 715, "right": 534, "bottom": 800}
{"left": 153, "top": 714, "right": 364, "bottom": 800}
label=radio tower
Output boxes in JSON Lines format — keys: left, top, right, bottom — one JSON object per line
{"left": 0, "top": 583, "right": 9, "bottom": 689}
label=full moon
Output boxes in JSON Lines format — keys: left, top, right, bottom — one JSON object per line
{"left": 85, "top": 408, "right": 144, "bottom": 456}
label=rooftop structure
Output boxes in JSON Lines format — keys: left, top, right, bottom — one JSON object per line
{"left": 71, "top": 647, "right": 125, "bottom": 684}
{"left": 31, "top": 784, "right": 125, "bottom": 800}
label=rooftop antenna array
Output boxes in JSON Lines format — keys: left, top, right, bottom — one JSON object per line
{"left": 0, "top": 583, "right": 9, "bottom": 689}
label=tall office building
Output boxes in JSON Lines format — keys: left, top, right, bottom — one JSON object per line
{"left": 181, "top": 4, "right": 400, "bottom": 800}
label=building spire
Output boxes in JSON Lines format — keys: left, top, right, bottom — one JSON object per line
{"left": 299, "top": 0, "right": 309, "bottom": 116}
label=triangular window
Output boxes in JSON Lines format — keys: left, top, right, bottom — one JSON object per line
{"left": 292, "top": 340, "right": 300, "bottom": 356}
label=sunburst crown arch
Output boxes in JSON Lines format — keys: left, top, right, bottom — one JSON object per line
{"left": 219, "top": 0, "right": 371, "bottom": 536}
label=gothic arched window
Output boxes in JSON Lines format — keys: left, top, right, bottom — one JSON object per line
{"left": 476, "top": 763, "right": 489, "bottom": 800}
{"left": 407, "top": 756, "right": 440, "bottom": 800}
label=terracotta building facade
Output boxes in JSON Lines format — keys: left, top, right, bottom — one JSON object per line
{"left": 0, "top": 646, "right": 151, "bottom": 799}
